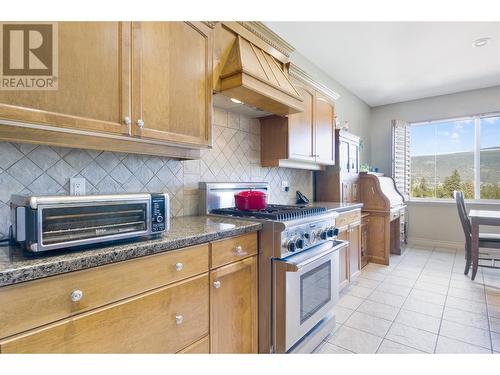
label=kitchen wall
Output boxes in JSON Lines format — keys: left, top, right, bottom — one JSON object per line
{"left": 0, "top": 107, "right": 313, "bottom": 238}
{"left": 369, "top": 85, "right": 500, "bottom": 246}
{"left": 290, "top": 51, "right": 372, "bottom": 165}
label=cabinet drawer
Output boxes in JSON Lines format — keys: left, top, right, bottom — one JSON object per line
{"left": 336, "top": 209, "right": 361, "bottom": 228}
{"left": 211, "top": 233, "right": 257, "bottom": 269}
{"left": 0, "top": 244, "right": 209, "bottom": 339}
{"left": 178, "top": 335, "right": 209, "bottom": 354}
{"left": 0, "top": 274, "right": 209, "bottom": 353}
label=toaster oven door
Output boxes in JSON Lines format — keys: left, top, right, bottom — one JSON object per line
{"left": 36, "top": 200, "right": 151, "bottom": 251}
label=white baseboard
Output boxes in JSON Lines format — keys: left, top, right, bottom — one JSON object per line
{"left": 408, "top": 237, "right": 462, "bottom": 251}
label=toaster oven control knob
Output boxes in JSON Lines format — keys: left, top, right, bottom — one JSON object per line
{"left": 295, "top": 238, "right": 304, "bottom": 250}
{"left": 319, "top": 230, "right": 328, "bottom": 240}
{"left": 70, "top": 290, "right": 83, "bottom": 302}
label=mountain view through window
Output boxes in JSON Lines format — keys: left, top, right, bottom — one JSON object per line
{"left": 410, "top": 115, "right": 500, "bottom": 200}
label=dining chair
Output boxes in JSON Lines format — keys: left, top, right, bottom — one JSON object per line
{"left": 454, "top": 191, "right": 500, "bottom": 276}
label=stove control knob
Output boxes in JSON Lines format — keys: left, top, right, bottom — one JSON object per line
{"left": 295, "top": 238, "right": 304, "bottom": 250}
{"left": 304, "top": 232, "right": 310, "bottom": 239}
{"left": 286, "top": 240, "right": 296, "bottom": 252}
{"left": 320, "top": 230, "right": 328, "bottom": 240}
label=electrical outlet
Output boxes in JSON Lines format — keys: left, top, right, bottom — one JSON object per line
{"left": 281, "top": 180, "right": 289, "bottom": 192}
{"left": 70, "top": 177, "right": 86, "bottom": 196}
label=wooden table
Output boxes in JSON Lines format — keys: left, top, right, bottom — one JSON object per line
{"left": 469, "top": 210, "right": 500, "bottom": 280}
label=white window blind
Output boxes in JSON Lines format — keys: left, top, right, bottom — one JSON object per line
{"left": 391, "top": 119, "right": 410, "bottom": 199}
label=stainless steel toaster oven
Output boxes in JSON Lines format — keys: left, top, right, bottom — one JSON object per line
{"left": 10, "top": 193, "right": 170, "bottom": 252}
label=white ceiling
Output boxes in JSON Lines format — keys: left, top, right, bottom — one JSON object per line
{"left": 265, "top": 22, "right": 500, "bottom": 107}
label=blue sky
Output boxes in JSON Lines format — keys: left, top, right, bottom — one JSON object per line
{"left": 410, "top": 116, "right": 500, "bottom": 156}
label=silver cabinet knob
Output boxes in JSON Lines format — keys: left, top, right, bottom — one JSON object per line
{"left": 70, "top": 290, "right": 83, "bottom": 302}
{"left": 175, "top": 315, "right": 184, "bottom": 325}
{"left": 175, "top": 262, "right": 183, "bottom": 272}
{"left": 213, "top": 280, "right": 221, "bottom": 289}
{"left": 137, "top": 119, "right": 145, "bottom": 128}
{"left": 124, "top": 116, "right": 132, "bottom": 126}
{"left": 234, "top": 245, "right": 247, "bottom": 256}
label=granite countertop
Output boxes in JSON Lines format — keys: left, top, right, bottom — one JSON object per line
{"left": 309, "top": 201, "right": 363, "bottom": 213}
{"left": 0, "top": 216, "right": 262, "bottom": 287}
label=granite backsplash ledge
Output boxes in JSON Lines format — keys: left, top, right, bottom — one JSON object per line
{"left": 0, "top": 107, "right": 313, "bottom": 238}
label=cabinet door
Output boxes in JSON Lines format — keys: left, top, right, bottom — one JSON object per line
{"left": 349, "top": 223, "right": 361, "bottom": 278}
{"left": 337, "top": 228, "right": 350, "bottom": 291}
{"left": 0, "top": 22, "right": 130, "bottom": 135}
{"left": 132, "top": 22, "right": 213, "bottom": 147}
{"left": 314, "top": 94, "right": 335, "bottom": 165}
{"left": 210, "top": 256, "right": 258, "bottom": 353}
{"left": 342, "top": 183, "right": 351, "bottom": 203}
{"left": 339, "top": 139, "right": 350, "bottom": 174}
{"left": 349, "top": 142, "right": 360, "bottom": 174}
{"left": 287, "top": 81, "right": 314, "bottom": 161}
{"left": 360, "top": 218, "right": 369, "bottom": 268}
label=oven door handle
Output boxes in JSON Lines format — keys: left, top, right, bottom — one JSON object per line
{"left": 276, "top": 240, "right": 349, "bottom": 272}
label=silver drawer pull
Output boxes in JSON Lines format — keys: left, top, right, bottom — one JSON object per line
{"left": 70, "top": 290, "right": 83, "bottom": 302}
{"left": 137, "top": 119, "right": 145, "bottom": 128}
{"left": 234, "top": 245, "right": 248, "bottom": 256}
{"left": 213, "top": 280, "right": 221, "bottom": 289}
{"left": 175, "top": 315, "right": 184, "bottom": 325}
{"left": 175, "top": 262, "right": 183, "bottom": 271}
{"left": 124, "top": 116, "right": 132, "bottom": 126}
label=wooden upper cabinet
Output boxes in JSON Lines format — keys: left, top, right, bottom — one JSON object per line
{"left": 288, "top": 82, "right": 314, "bottom": 162}
{"left": 0, "top": 22, "right": 130, "bottom": 135}
{"left": 131, "top": 22, "right": 213, "bottom": 147}
{"left": 210, "top": 256, "right": 258, "bottom": 353}
{"left": 314, "top": 93, "right": 335, "bottom": 165}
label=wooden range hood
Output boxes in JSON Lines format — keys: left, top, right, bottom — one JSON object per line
{"left": 218, "top": 35, "right": 304, "bottom": 116}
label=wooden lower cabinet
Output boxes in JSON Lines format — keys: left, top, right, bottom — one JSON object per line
{"left": 210, "top": 256, "right": 258, "bottom": 353}
{"left": 178, "top": 335, "right": 210, "bottom": 354}
{"left": 360, "top": 214, "right": 370, "bottom": 268}
{"left": 337, "top": 228, "right": 350, "bottom": 290}
{"left": 0, "top": 275, "right": 209, "bottom": 354}
{"left": 337, "top": 210, "right": 362, "bottom": 291}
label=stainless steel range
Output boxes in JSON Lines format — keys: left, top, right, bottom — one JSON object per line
{"left": 200, "top": 182, "right": 348, "bottom": 353}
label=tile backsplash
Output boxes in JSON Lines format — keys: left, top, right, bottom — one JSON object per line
{"left": 0, "top": 107, "right": 313, "bottom": 238}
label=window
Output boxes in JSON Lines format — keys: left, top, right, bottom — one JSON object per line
{"left": 405, "top": 114, "right": 500, "bottom": 200}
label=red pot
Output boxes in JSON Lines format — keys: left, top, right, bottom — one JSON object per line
{"left": 234, "top": 190, "right": 268, "bottom": 211}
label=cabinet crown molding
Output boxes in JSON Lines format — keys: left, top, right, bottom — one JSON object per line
{"left": 288, "top": 63, "right": 341, "bottom": 102}
{"left": 237, "top": 22, "right": 295, "bottom": 59}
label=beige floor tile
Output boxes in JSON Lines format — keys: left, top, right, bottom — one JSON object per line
{"left": 358, "top": 271, "right": 386, "bottom": 282}
{"left": 492, "top": 332, "right": 500, "bottom": 352}
{"left": 386, "top": 322, "right": 437, "bottom": 353}
{"left": 327, "top": 325, "right": 383, "bottom": 354}
{"left": 362, "top": 263, "right": 391, "bottom": 273}
{"left": 402, "top": 297, "right": 444, "bottom": 318}
{"left": 395, "top": 309, "right": 441, "bottom": 334}
{"left": 488, "top": 304, "right": 500, "bottom": 319}
{"left": 413, "top": 280, "right": 449, "bottom": 295}
{"left": 442, "top": 307, "right": 489, "bottom": 330}
{"left": 338, "top": 294, "right": 364, "bottom": 310}
{"left": 490, "top": 317, "right": 500, "bottom": 333}
{"left": 486, "top": 291, "right": 500, "bottom": 307}
{"left": 315, "top": 341, "right": 354, "bottom": 354}
{"left": 376, "top": 281, "right": 412, "bottom": 297}
{"left": 418, "top": 275, "right": 450, "bottom": 286}
{"left": 350, "top": 277, "right": 381, "bottom": 290}
{"left": 448, "top": 287, "right": 486, "bottom": 303}
{"left": 435, "top": 336, "right": 491, "bottom": 353}
{"left": 409, "top": 289, "right": 447, "bottom": 306}
{"left": 383, "top": 275, "right": 417, "bottom": 287}
{"left": 332, "top": 305, "right": 354, "bottom": 324}
{"left": 419, "top": 270, "right": 451, "bottom": 281}
{"left": 344, "top": 285, "right": 374, "bottom": 299}
{"left": 344, "top": 311, "right": 392, "bottom": 337}
{"left": 440, "top": 320, "right": 491, "bottom": 349}
{"left": 376, "top": 339, "right": 425, "bottom": 354}
{"left": 357, "top": 300, "right": 400, "bottom": 321}
{"left": 367, "top": 290, "right": 406, "bottom": 308}
{"left": 446, "top": 295, "right": 488, "bottom": 314}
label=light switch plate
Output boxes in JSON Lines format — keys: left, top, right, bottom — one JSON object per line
{"left": 70, "top": 177, "right": 86, "bottom": 196}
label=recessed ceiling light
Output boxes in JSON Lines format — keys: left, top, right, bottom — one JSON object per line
{"left": 230, "top": 98, "right": 244, "bottom": 104}
{"left": 472, "top": 37, "right": 491, "bottom": 47}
